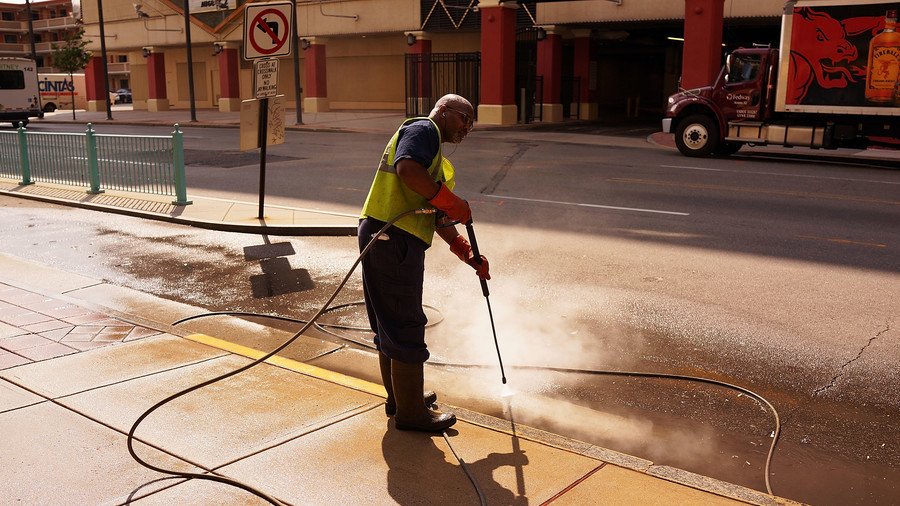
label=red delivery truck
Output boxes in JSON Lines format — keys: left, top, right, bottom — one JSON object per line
{"left": 663, "top": 0, "right": 899, "bottom": 157}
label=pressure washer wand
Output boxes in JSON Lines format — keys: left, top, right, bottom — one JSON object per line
{"left": 465, "top": 220, "right": 507, "bottom": 384}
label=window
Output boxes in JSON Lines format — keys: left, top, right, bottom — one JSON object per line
{"left": 727, "top": 55, "right": 761, "bottom": 84}
{"left": 0, "top": 70, "right": 25, "bottom": 90}
{"left": 4, "top": 34, "right": 17, "bottom": 44}
{"left": 1, "top": 12, "right": 14, "bottom": 21}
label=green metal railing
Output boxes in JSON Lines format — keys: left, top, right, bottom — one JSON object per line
{"left": 0, "top": 123, "right": 191, "bottom": 205}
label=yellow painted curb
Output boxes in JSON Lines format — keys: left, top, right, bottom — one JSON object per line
{"left": 184, "top": 332, "right": 388, "bottom": 398}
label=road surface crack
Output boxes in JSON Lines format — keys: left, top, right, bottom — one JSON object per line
{"left": 480, "top": 143, "right": 536, "bottom": 195}
{"left": 812, "top": 323, "right": 891, "bottom": 398}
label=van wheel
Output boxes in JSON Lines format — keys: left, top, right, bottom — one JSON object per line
{"left": 43, "top": 103, "right": 57, "bottom": 113}
{"left": 675, "top": 114, "right": 719, "bottom": 157}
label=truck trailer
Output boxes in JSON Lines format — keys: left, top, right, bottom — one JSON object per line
{"left": 0, "top": 58, "right": 43, "bottom": 127}
{"left": 663, "top": 0, "right": 900, "bottom": 157}
{"left": 38, "top": 73, "right": 86, "bottom": 113}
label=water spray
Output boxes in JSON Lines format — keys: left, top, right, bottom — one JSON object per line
{"left": 465, "top": 219, "right": 507, "bottom": 385}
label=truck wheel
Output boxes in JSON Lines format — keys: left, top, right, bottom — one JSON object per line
{"left": 12, "top": 120, "right": 28, "bottom": 128}
{"left": 675, "top": 114, "right": 719, "bottom": 157}
{"left": 714, "top": 141, "right": 742, "bottom": 157}
{"left": 43, "top": 103, "right": 57, "bottom": 113}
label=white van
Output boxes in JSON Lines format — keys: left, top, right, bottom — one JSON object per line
{"left": 0, "top": 58, "right": 43, "bottom": 127}
{"left": 38, "top": 73, "right": 86, "bottom": 113}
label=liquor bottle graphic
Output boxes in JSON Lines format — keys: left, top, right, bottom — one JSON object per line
{"left": 865, "top": 9, "right": 900, "bottom": 104}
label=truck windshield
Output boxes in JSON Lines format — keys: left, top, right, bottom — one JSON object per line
{"left": 726, "top": 55, "right": 761, "bottom": 84}
{"left": 0, "top": 70, "right": 25, "bottom": 90}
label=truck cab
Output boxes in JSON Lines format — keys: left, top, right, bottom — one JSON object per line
{"left": 662, "top": 48, "right": 777, "bottom": 157}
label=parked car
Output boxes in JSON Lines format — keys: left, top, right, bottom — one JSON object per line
{"left": 114, "top": 88, "right": 132, "bottom": 104}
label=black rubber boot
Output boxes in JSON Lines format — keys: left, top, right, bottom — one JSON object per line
{"left": 379, "top": 352, "right": 437, "bottom": 416}
{"left": 391, "top": 359, "right": 456, "bottom": 432}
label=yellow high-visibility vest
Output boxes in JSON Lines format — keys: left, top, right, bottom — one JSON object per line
{"left": 360, "top": 117, "right": 456, "bottom": 246}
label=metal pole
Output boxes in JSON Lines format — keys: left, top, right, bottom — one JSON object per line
{"left": 25, "top": 0, "right": 37, "bottom": 62}
{"left": 257, "top": 98, "right": 269, "bottom": 219}
{"left": 291, "top": 2, "right": 303, "bottom": 125}
{"left": 171, "top": 124, "right": 192, "bottom": 206}
{"left": 183, "top": 1, "right": 197, "bottom": 122}
{"left": 25, "top": 0, "right": 41, "bottom": 113}
{"left": 96, "top": 0, "right": 113, "bottom": 120}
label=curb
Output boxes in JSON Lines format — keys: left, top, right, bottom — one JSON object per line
{"left": 0, "top": 188, "right": 359, "bottom": 237}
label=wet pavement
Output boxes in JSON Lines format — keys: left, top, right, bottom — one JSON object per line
{"left": 0, "top": 254, "right": 789, "bottom": 505}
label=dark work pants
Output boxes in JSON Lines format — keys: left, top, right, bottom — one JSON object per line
{"left": 358, "top": 218, "right": 429, "bottom": 364}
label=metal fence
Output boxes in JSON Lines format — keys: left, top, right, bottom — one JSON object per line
{"left": 405, "top": 52, "right": 481, "bottom": 117}
{"left": 0, "top": 123, "right": 190, "bottom": 205}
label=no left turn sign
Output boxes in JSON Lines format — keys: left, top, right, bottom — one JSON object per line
{"left": 243, "top": 1, "right": 294, "bottom": 60}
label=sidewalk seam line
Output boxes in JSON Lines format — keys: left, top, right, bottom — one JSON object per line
{"left": 539, "top": 463, "right": 607, "bottom": 505}
{"left": 51, "top": 353, "right": 229, "bottom": 401}
{"left": 0, "top": 375, "right": 213, "bottom": 475}
{"left": 208, "top": 403, "right": 382, "bottom": 473}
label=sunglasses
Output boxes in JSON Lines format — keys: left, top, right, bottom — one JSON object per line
{"left": 446, "top": 107, "right": 474, "bottom": 129}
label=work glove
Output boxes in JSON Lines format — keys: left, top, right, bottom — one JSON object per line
{"left": 428, "top": 183, "right": 472, "bottom": 225}
{"left": 450, "top": 235, "right": 491, "bottom": 280}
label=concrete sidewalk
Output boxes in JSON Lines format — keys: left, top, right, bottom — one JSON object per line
{"left": 0, "top": 252, "right": 796, "bottom": 505}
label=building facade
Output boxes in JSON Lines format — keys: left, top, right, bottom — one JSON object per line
{"left": 0, "top": 0, "right": 130, "bottom": 91}
{"left": 76, "top": 0, "right": 785, "bottom": 123}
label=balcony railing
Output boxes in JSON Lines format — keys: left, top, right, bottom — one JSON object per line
{"left": 0, "top": 20, "right": 27, "bottom": 32}
{"left": 0, "top": 16, "right": 76, "bottom": 34}
{"left": 0, "top": 43, "right": 28, "bottom": 54}
{"left": 32, "top": 16, "right": 78, "bottom": 31}
{"left": 107, "top": 62, "right": 130, "bottom": 74}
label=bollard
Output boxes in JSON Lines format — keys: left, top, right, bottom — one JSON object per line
{"left": 171, "top": 124, "right": 192, "bottom": 205}
{"left": 85, "top": 123, "right": 104, "bottom": 194}
{"left": 16, "top": 122, "right": 33, "bottom": 185}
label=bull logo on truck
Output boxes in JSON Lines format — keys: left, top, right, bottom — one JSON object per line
{"left": 787, "top": 7, "right": 884, "bottom": 103}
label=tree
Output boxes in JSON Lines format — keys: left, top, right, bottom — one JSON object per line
{"left": 51, "top": 27, "right": 91, "bottom": 120}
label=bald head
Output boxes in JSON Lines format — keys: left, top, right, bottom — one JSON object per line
{"left": 430, "top": 94, "right": 473, "bottom": 117}
{"left": 429, "top": 94, "right": 474, "bottom": 144}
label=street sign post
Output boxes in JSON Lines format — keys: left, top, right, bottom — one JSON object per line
{"left": 242, "top": 1, "right": 293, "bottom": 218}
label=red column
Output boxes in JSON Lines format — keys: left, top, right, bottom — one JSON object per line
{"left": 537, "top": 31, "right": 563, "bottom": 122}
{"left": 572, "top": 31, "right": 598, "bottom": 120}
{"left": 304, "top": 39, "right": 328, "bottom": 112}
{"left": 682, "top": 0, "right": 725, "bottom": 89}
{"left": 84, "top": 56, "right": 105, "bottom": 102}
{"left": 145, "top": 49, "right": 169, "bottom": 111}
{"left": 407, "top": 33, "right": 432, "bottom": 114}
{"left": 217, "top": 45, "right": 240, "bottom": 112}
{"left": 479, "top": 0, "right": 517, "bottom": 125}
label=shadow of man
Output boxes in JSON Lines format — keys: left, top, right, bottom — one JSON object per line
{"left": 382, "top": 421, "right": 530, "bottom": 505}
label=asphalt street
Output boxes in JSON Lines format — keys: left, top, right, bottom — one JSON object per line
{"left": 2, "top": 123, "right": 898, "bottom": 505}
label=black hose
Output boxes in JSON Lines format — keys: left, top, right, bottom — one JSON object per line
{"left": 130, "top": 207, "right": 781, "bottom": 500}
{"left": 175, "top": 307, "right": 781, "bottom": 496}
{"left": 126, "top": 208, "right": 434, "bottom": 505}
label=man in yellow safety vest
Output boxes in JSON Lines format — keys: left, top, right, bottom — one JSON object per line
{"left": 359, "top": 94, "right": 490, "bottom": 433}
